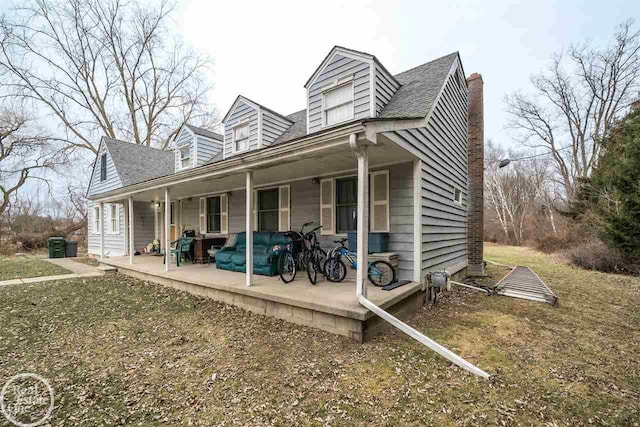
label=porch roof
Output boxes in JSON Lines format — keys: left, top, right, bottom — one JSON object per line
{"left": 94, "top": 125, "right": 415, "bottom": 203}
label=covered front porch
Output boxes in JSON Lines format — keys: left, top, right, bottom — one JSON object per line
{"left": 101, "top": 254, "right": 424, "bottom": 342}
{"left": 94, "top": 128, "right": 424, "bottom": 340}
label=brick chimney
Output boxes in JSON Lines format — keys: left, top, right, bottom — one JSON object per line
{"left": 466, "top": 73, "right": 485, "bottom": 276}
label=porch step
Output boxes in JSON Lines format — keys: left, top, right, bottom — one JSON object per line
{"left": 98, "top": 265, "right": 118, "bottom": 275}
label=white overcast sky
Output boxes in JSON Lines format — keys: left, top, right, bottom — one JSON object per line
{"left": 175, "top": 0, "right": 638, "bottom": 149}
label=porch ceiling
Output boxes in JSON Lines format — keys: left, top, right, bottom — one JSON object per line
{"left": 123, "top": 137, "right": 415, "bottom": 202}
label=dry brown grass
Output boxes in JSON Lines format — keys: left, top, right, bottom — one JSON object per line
{"left": 0, "top": 244, "right": 639, "bottom": 425}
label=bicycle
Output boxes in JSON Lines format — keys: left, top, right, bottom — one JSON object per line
{"left": 277, "top": 222, "right": 326, "bottom": 284}
{"left": 323, "top": 238, "right": 396, "bottom": 287}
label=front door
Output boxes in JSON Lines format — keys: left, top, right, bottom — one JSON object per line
{"left": 161, "top": 202, "right": 178, "bottom": 248}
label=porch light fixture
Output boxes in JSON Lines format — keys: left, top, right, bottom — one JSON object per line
{"left": 154, "top": 201, "right": 161, "bottom": 208}
{"left": 312, "top": 177, "right": 320, "bottom": 185}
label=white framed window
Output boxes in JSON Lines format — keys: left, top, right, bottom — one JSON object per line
{"left": 179, "top": 146, "right": 191, "bottom": 169}
{"left": 93, "top": 206, "right": 101, "bottom": 234}
{"left": 107, "top": 204, "right": 119, "bottom": 234}
{"left": 453, "top": 187, "right": 463, "bottom": 205}
{"left": 233, "top": 123, "right": 249, "bottom": 152}
{"left": 322, "top": 82, "right": 354, "bottom": 126}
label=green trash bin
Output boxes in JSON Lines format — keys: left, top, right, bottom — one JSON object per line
{"left": 47, "top": 237, "right": 66, "bottom": 258}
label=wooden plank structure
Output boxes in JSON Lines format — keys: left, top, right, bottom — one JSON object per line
{"left": 495, "top": 266, "right": 558, "bottom": 306}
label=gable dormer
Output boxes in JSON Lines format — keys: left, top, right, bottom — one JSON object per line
{"left": 174, "top": 124, "right": 223, "bottom": 171}
{"left": 222, "top": 96, "right": 293, "bottom": 159}
{"left": 304, "top": 46, "right": 400, "bottom": 134}
{"left": 87, "top": 139, "right": 123, "bottom": 197}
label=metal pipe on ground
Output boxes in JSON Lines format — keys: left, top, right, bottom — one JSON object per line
{"left": 450, "top": 280, "right": 491, "bottom": 295}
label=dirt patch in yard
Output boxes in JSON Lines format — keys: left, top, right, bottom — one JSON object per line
{"left": 1, "top": 245, "right": 639, "bottom": 426}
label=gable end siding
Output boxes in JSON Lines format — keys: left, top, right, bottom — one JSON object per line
{"left": 383, "top": 67, "right": 469, "bottom": 277}
{"left": 307, "top": 53, "right": 371, "bottom": 134}
{"left": 224, "top": 101, "right": 259, "bottom": 157}
{"left": 174, "top": 127, "right": 194, "bottom": 171}
{"left": 88, "top": 143, "right": 123, "bottom": 197}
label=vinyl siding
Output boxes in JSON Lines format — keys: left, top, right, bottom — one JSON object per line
{"left": 87, "top": 200, "right": 126, "bottom": 257}
{"left": 375, "top": 66, "right": 401, "bottom": 115}
{"left": 383, "top": 65, "right": 469, "bottom": 277}
{"left": 308, "top": 53, "right": 372, "bottom": 134}
{"left": 261, "top": 110, "right": 292, "bottom": 146}
{"left": 87, "top": 143, "right": 123, "bottom": 196}
{"left": 133, "top": 201, "right": 155, "bottom": 250}
{"left": 203, "top": 163, "right": 414, "bottom": 281}
{"left": 174, "top": 127, "right": 193, "bottom": 171}
{"left": 196, "top": 136, "right": 222, "bottom": 166}
{"left": 224, "top": 101, "right": 259, "bottom": 157}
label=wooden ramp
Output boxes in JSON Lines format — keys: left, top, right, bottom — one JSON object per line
{"left": 495, "top": 266, "right": 558, "bottom": 306}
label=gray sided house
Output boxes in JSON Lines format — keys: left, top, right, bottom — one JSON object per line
{"left": 86, "top": 46, "right": 485, "bottom": 340}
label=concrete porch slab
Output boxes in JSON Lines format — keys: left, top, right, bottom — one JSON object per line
{"left": 100, "top": 255, "right": 425, "bottom": 341}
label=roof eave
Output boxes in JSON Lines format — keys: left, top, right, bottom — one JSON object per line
{"left": 90, "top": 121, "right": 366, "bottom": 202}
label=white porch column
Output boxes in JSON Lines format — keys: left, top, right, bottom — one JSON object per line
{"left": 128, "top": 197, "right": 134, "bottom": 265}
{"left": 164, "top": 188, "right": 170, "bottom": 272}
{"left": 356, "top": 146, "right": 369, "bottom": 298}
{"left": 99, "top": 202, "right": 105, "bottom": 259}
{"left": 246, "top": 170, "right": 254, "bottom": 287}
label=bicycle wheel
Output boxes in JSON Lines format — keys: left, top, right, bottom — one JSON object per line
{"left": 368, "top": 260, "right": 395, "bottom": 287}
{"left": 278, "top": 252, "right": 297, "bottom": 283}
{"left": 323, "top": 258, "right": 347, "bottom": 282}
{"left": 307, "top": 253, "right": 319, "bottom": 285}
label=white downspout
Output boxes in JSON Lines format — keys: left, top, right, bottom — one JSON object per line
{"left": 350, "top": 133, "right": 490, "bottom": 380}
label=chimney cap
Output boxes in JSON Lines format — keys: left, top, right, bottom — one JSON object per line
{"left": 467, "top": 72, "right": 483, "bottom": 82}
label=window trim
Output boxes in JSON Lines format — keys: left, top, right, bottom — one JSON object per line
{"left": 335, "top": 175, "right": 358, "bottom": 234}
{"left": 453, "top": 186, "right": 463, "bottom": 205}
{"left": 100, "top": 154, "right": 107, "bottom": 182}
{"left": 93, "top": 206, "right": 101, "bottom": 234}
{"left": 321, "top": 81, "right": 355, "bottom": 128}
{"left": 256, "top": 188, "right": 280, "bottom": 232}
{"left": 106, "top": 203, "right": 120, "bottom": 234}
{"left": 179, "top": 145, "right": 192, "bottom": 169}
{"left": 206, "top": 195, "right": 222, "bottom": 234}
{"left": 232, "top": 121, "right": 250, "bottom": 154}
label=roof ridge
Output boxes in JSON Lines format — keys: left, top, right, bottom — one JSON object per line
{"left": 393, "top": 51, "right": 459, "bottom": 78}
{"left": 103, "top": 136, "right": 169, "bottom": 152}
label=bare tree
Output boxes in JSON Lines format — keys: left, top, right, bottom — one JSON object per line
{"left": 505, "top": 20, "right": 640, "bottom": 201}
{"left": 0, "top": 0, "right": 214, "bottom": 154}
{"left": 484, "top": 141, "right": 549, "bottom": 245}
{"left": 0, "top": 109, "right": 63, "bottom": 217}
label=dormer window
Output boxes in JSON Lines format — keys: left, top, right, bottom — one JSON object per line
{"left": 233, "top": 123, "right": 249, "bottom": 152}
{"left": 323, "top": 81, "right": 354, "bottom": 126}
{"left": 179, "top": 146, "right": 192, "bottom": 169}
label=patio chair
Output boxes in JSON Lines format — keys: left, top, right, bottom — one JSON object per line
{"left": 163, "top": 237, "right": 194, "bottom": 266}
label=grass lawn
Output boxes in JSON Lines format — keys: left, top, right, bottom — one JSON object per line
{"left": 0, "top": 257, "right": 71, "bottom": 281}
{"left": 1, "top": 245, "right": 639, "bottom": 426}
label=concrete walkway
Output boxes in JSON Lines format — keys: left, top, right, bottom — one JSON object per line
{"left": 44, "top": 257, "right": 102, "bottom": 274}
{"left": 0, "top": 258, "right": 103, "bottom": 287}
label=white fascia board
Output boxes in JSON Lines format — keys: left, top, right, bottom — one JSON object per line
{"left": 92, "top": 123, "right": 365, "bottom": 202}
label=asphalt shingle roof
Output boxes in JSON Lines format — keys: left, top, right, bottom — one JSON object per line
{"left": 185, "top": 124, "right": 223, "bottom": 141}
{"left": 379, "top": 52, "right": 458, "bottom": 119}
{"left": 97, "top": 51, "right": 461, "bottom": 186}
{"left": 103, "top": 137, "right": 174, "bottom": 186}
